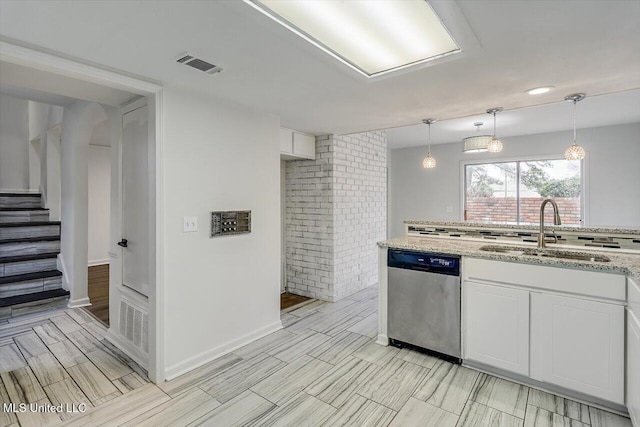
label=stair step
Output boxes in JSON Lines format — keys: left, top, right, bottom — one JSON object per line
{"left": 0, "top": 194, "right": 42, "bottom": 209}
{"left": 0, "top": 222, "right": 61, "bottom": 240}
{"left": 0, "top": 270, "right": 63, "bottom": 298}
{"left": 0, "top": 252, "right": 60, "bottom": 263}
{"left": 0, "top": 221, "right": 61, "bottom": 226}
{"left": 1, "top": 253, "right": 59, "bottom": 277}
{"left": 0, "top": 207, "right": 48, "bottom": 211}
{"left": 0, "top": 289, "right": 70, "bottom": 316}
{"left": 0, "top": 269, "right": 62, "bottom": 284}
{"left": 0, "top": 237, "right": 61, "bottom": 257}
{"left": 0, "top": 209, "right": 50, "bottom": 223}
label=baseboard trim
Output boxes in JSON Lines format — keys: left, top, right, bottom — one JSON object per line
{"left": 67, "top": 297, "right": 91, "bottom": 308}
{"left": 88, "top": 259, "right": 110, "bottom": 267}
{"left": 164, "top": 320, "right": 283, "bottom": 381}
{"left": 376, "top": 334, "right": 389, "bottom": 346}
{"left": 104, "top": 329, "right": 148, "bottom": 370}
{"left": 463, "top": 359, "right": 629, "bottom": 416}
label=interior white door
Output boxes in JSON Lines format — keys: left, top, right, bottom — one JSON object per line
{"left": 121, "top": 105, "right": 150, "bottom": 296}
{"left": 530, "top": 292, "right": 624, "bottom": 404}
{"left": 463, "top": 281, "right": 529, "bottom": 376}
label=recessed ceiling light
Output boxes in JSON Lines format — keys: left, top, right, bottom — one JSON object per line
{"left": 526, "top": 86, "right": 554, "bottom": 95}
{"left": 244, "top": 0, "right": 460, "bottom": 78}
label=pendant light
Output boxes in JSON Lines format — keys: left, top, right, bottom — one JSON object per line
{"left": 564, "top": 93, "right": 586, "bottom": 160}
{"left": 422, "top": 119, "right": 437, "bottom": 169}
{"left": 463, "top": 122, "right": 492, "bottom": 153}
{"left": 486, "top": 107, "right": 504, "bottom": 153}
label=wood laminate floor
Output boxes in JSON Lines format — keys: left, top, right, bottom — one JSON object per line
{"left": 0, "top": 286, "right": 633, "bottom": 426}
{"left": 84, "top": 264, "right": 109, "bottom": 325}
{"left": 280, "top": 292, "right": 311, "bottom": 311}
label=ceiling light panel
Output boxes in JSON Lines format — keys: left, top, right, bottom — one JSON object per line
{"left": 245, "top": 0, "right": 460, "bottom": 77}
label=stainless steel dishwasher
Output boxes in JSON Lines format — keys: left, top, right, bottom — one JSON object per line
{"left": 388, "top": 249, "right": 461, "bottom": 363}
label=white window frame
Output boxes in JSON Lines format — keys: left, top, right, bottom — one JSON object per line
{"left": 459, "top": 154, "right": 586, "bottom": 225}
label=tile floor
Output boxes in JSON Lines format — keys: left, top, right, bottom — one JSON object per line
{"left": 0, "top": 285, "right": 633, "bottom": 426}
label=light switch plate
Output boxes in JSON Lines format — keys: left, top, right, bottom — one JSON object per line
{"left": 183, "top": 216, "right": 198, "bottom": 232}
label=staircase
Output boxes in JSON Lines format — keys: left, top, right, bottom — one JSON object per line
{"left": 0, "top": 193, "right": 69, "bottom": 319}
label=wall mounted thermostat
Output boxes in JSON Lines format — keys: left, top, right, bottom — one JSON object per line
{"left": 211, "top": 211, "right": 251, "bottom": 237}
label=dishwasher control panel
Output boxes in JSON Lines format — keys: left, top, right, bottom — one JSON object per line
{"left": 211, "top": 211, "right": 251, "bottom": 237}
{"left": 388, "top": 249, "right": 460, "bottom": 275}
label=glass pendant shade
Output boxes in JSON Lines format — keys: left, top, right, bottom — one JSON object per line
{"left": 422, "top": 118, "right": 437, "bottom": 169}
{"left": 564, "top": 93, "right": 586, "bottom": 161}
{"left": 565, "top": 142, "right": 586, "bottom": 160}
{"left": 486, "top": 108, "right": 504, "bottom": 153}
{"left": 423, "top": 153, "right": 437, "bottom": 169}
{"left": 487, "top": 137, "right": 503, "bottom": 153}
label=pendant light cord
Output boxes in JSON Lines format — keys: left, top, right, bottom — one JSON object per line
{"left": 493, "top": 112, "right": 497, "bottom": 137}
{"left": 573, "top": 99, "right": 577, "bottom": 145}
{"left": 427, "top": 122, "right": 431, "bottom": 154}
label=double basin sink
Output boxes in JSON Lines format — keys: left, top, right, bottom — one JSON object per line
{"left": 479, "top": 245, "right": 611, "bottom": 263}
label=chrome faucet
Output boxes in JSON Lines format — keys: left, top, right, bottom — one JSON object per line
{"left": 538, "top": 198, "right": 562, "bottom": 248}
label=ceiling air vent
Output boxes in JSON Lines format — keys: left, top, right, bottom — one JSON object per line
{"left": 177, "top": 54, "right": 223, "bottom": 75}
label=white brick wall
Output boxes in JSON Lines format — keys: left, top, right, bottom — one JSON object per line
{"left": 333, "top": 130, "right": 387, "bottom": 300}
{"left": 285, "top": 131, "right": 387, "bottom": 301}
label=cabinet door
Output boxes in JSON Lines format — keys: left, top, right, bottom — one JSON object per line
{"left": 279, "top": 128, "right": 293, "bottom": 154}
{"left": 628, "top": 310, "right": 640, "bottom": 427}
{"left": 530, "top": 293, "right": 624, "bottom": 404}
{"left": 292, "top": 132, "right": 315, "bottom": 159}
{"left": 464, "top": 281, "right": 529, "bottom": 375}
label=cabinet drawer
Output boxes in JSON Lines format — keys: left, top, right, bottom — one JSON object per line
{"left": 464, "top": 258, "right": 625, "bottom": 301}
{"left": 629, "top": 276, "right": 640, "bottom": 317}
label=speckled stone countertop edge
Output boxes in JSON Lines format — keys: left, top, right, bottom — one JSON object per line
{"left": 403, "top": 220, "right": 640, "bottom": 236}
{"left": 378, "top": 236, "right": 640, "bottom": 282}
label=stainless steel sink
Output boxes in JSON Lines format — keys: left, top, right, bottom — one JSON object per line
{"left": 532, "top": 251, "right": 611, "bottom": 263}
{"left": 479, "top": 245, "right": 611, "bottom": 263}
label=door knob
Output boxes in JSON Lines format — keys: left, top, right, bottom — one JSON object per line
{"left": 117, "top": 239, "right": 128, "bottom": 248}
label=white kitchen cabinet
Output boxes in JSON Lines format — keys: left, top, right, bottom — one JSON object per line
{"left": 280, "top": 128, "right": 293, "bottom": 154}
{"left": 464, "top": 281, "right": 530, "bottom": 376}
{"left": 530, "top": 292, "right": 624, "bottom": 405}
{"left": 628, "top": 310, "right": 640, "bottom": 427}
{"left": 628, "top": 274, "right": 640, "bottom": 427}
{"left": 280, "top": 127, "right": 315, "bottom": 160}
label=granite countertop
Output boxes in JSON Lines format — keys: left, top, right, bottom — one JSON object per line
{"left": 378, "top": 236, "right": 640, "bottom": 281}
{"left": 404, "top": 220, "right": 640, "bottom": 236}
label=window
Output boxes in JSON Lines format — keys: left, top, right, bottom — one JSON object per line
{"left": 464, "top": 159, "right": 582, "bottom": 225}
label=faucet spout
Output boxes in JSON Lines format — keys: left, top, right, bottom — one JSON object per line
{"left": 538, "top": 198, "right": 562, "bottom": 248}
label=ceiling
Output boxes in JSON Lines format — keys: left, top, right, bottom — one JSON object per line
{"left": 0, "top": 0, "right": 638, "bottom": 135}
{"left": 387, "top": 89, "right": 640, "bottom": 149}
{"left": 0, "top": 61, "right": 138, "bottom": 106}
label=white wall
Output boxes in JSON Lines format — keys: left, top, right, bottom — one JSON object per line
{"left": 388, "top": 123, "right": 640, "bottom": 238}
{"left": 162, "top": 88, "right": 281, "bottom": 378}
{"left": 88, "top": 144, "right": 111, "bottom": 265}
{"left": 0, "top": 94, "right": 29, "bottom": 191}
{"left": 59, "top": 101, "right": 109, "bottom": 308}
